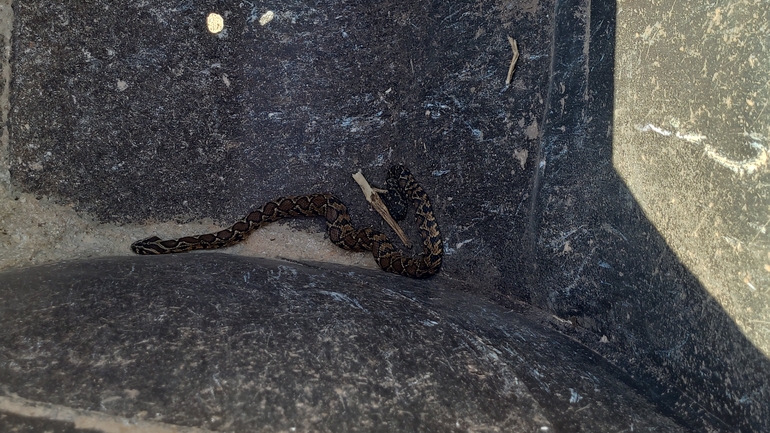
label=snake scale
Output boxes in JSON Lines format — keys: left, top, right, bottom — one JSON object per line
{"left": 131, "top": 165, "right": 443, "bottom": 278}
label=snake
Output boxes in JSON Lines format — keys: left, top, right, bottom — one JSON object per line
{"left": 130, "top": 165, "right": 443, "bottom": 278}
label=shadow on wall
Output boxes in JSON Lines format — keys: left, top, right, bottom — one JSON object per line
{"left": 520, "top": 0, "right": 769, "bottom": 431}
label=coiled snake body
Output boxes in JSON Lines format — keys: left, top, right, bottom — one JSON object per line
{"left": 131, "top": 165, "right": 442, "bottom": 278}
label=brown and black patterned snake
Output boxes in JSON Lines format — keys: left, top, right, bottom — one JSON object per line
{"left": 131, "top": 165, "right": 443, "bottom": 278}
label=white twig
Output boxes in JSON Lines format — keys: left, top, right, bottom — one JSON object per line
{"left": 506, "top": 36, "right": 519, "bottom": 85}
{"left": 352, "top": 170, "right": 412, "bottom": 248}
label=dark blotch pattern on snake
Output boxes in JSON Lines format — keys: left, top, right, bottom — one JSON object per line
{"left": 131, "top": 165, "right": 443, "bottom": 278}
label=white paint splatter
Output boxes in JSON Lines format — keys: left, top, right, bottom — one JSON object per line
{"left": 636, "top": 123, "right": 767, "bottom": 175}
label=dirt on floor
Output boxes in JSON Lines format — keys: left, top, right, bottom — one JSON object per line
{"left": 0, "top": 179, "right": 380, "bottom": 273}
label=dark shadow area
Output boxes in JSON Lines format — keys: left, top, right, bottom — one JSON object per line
{"left": 2, "top": 0, "right": 768, "bottom": 431}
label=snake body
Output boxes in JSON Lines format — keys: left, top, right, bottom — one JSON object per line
{"left": 131, "top": 165, "right": 443, "bottom": 278}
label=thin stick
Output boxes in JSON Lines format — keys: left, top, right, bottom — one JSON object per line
{"left": 506, "top": 35, "right": 519, "bottom": 85}
{"left": 352, "top": 170, "right": 412, "bottom": 248}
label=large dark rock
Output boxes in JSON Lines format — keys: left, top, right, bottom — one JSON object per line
{"left": 0, "top": 254, "right": 683, "bottom": 431}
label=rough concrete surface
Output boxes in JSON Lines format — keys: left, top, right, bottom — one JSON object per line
{"left": 0, "top": 254, "right": 684, "bottom": 432}
{"left": 0, "top": 0, "right": 380, "bottom": 273}
{"left": 6, "top": 0, "right": 548, "bottom": 296}
{"left": 614, "top": 0, "right": 770, "bottom": 355}
{"left": 528, "top": 0, "right": 770, "bottom": 431}
{"left": 1, "top": 0, "right": 769, "bottom": 431}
